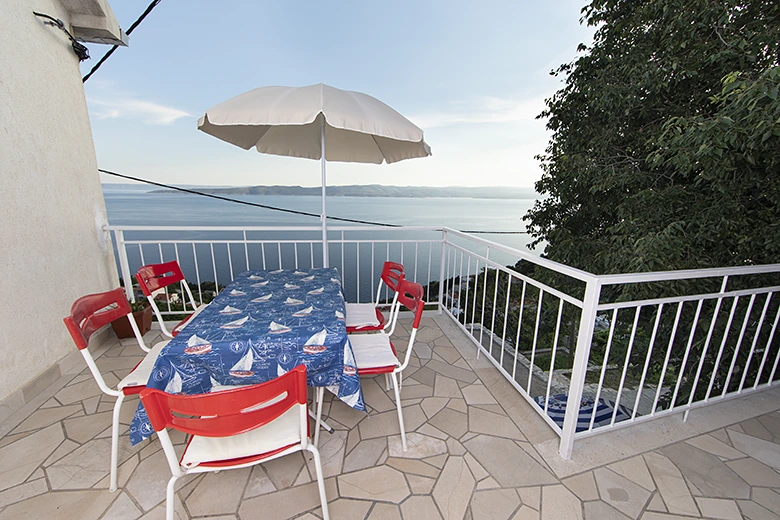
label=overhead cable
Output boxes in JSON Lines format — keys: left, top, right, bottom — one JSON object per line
{"left": 97, "top": 169, "right": 529, "bottom": 234}
{"left": 33, "top": 12, "right": 89, "bottom": 61}
{"left": 98, "top": 169, "right": 400, "bottom": 227}
{"left": 82, "top": 0, "right": 162, "bottom": 82}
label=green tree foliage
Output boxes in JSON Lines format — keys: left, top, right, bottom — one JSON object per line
{"left": 525, "top": 0, "right": 780, "bottom": 274}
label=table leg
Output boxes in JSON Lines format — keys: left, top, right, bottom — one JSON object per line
{"left": 308, "top": 408, "right": 333, "bottom": 431}
{"left": 309, "top": 387, "right": 334, "bottom": 447}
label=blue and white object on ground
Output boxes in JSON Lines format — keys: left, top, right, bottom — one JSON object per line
{"left": 534, "top": 393, "right": 632, "bottom": 433}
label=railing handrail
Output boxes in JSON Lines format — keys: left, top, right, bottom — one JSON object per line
{"left": 445, "top": 241, "right": 585, "bottom": 308}
{"left": 109, "top": 223, "right": 780, "bottom": 286}
{"left": 441, "top": 227, "right": 599, "bottom": 284}
{"left": 114, "top": 238, "right": 442, "bottom": 246}
{"left": 105, "top": 224, "right": 444, "bottom": 232}
{"left": 595, "top": 263, "right": 780, "bottom": 285}
{"left": 598, "top": 285, "right": 780, "bottom": 311}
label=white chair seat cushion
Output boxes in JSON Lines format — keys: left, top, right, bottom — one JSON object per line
{"left": 345, "top": 303, "right": 380, "bottom": 328}
{"left": 180, "top": 404, "right": 303, "bottom": 468}
{"left": 349, "top": 333, "right": 400, "bottom": 369}
{"left": 209, "top": 383, "right": 241, "bottom": 392}
{"left": 118, "top": 341, "right": 169, "bottom": 389}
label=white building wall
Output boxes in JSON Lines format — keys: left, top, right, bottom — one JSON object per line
{"left": 0, "top": 0, "right": 119, "bottom": 402}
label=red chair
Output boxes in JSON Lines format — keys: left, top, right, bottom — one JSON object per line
{"left": 63, "top": 288, "right": 169, "bottom": 492}
{"left": 136, "top": 260, "right": 207, "bottom": 338}
{"left": 347, "top": 279, "right": 425, "bottom": 451}
{"left": 345, "top": 261, "right": 405, "bottom": 333}
{"left": 140, "top": 365, "right": 330, "bottom": 520}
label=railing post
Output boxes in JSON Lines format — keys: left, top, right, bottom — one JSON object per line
{"left": 114, "top": 229, "right": 134, "bottom": 302}
{"left": 559, "top": 278, "right": 601, "bottom": 459}
{"left": 438, "top": 230, "right": 447, "bottom": 314}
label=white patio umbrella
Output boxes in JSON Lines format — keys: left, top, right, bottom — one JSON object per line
{"left": 197, "top": 83, "right": 431, "bottom": 267}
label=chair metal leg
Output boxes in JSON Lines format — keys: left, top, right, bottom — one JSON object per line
{"left": 110, "top": 394, "right": 125, "bottom": 492}
{"left": 314, "top": 386, "right": 324, "bottom": 447}
{"left": 390, "top": 373, "right": 407, "bottom": 451}
{"left": 384, "top": 373, "right": 391, "bottom": 391}
{"left": 306, "top": 444, "right": 330, "bottom": 520}
{"left": 166, "top": 474, "right": 179, "bottom": 520}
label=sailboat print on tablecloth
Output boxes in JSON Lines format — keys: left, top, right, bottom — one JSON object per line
{"left": 269, "top": 321, "right": 291, "bottom": 334}
{"left": 302, "top": 328, "right": 328, "bottom": 354}
{"left": 339, "top": 385, "right": 362, "bottom": 408}
{"left": 229, "top": 289, "right": 246, "bottom": 296}
{"left": 221, "top": 316, "right": 248, "bottom": 329}
{"left": 229, "top": 348, "right": 254, "bottom": 377}
{"left": 251, "top": 293, "right": 273, "bottom": 302}
{"left": 335, "top": 310, "right": 345, "bottom": 321}
{"left": 219, "top": 305, "right": 241, "bottom": 315}
{"left": 285, "top": 297, "right": 305, "bottom": 305}
{"left": 184, "top": 334, "right": 212, "bottom": 355}
{"left": 251, "top": 280, "right": 269, "bottom": 287}
{"left": 294, "top": 270, "right": 308, "bottom": 276}
{"left": 301, "top": 275, "right": 315, "bottom": 282}
{"left": 248, "top": 274, "right": 263, "bottom": 280}
{"left": 277, "top": 350, "right": 297, "bottom": 377}
{"left": 208, "top": 376, "right": 237, "bottom": 392}
{"left": 307, "top": 287, "right": 324, "bottom": 295}
{"left": 165, "top": 370, "right": 183, "bottom": 393}
{"left": 339, "top": 342, "right": 362, "bottom": 407}
{"left": 344, "top": 341, "right": 358, "bottom": 371}
{"left": 292, "top": 306, "right": 314, "bottom": 317}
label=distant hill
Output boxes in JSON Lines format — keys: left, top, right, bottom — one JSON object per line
{"left": 150, "top": 184, "right": 537, "bottom": 200}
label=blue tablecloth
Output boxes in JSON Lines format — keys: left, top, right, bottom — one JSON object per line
{"left": 129, "top": 267, "right": 365, "bottom": 445}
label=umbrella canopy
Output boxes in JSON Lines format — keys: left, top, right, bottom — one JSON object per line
{"left": 197, "top": 83, "right": 431, "bottom": 266}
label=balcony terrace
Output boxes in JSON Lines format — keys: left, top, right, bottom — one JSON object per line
{"left": 1, "top": 314, "right": 780, "bottom": 519}
{"left": 2, "top": 225, "right": 779, "bottom": 519}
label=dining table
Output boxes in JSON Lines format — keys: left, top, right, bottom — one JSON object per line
{"left": 129, "top": 266, "right": 365, "bottom": 445}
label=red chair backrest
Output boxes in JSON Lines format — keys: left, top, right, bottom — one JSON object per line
{"left": 63, "top": 288, "right": 131, "bottom": 350}
{"left": 380, "top": 261, "right": 405, "bottom": 292}
{"left": 140, "top": 365, "right": 308, "bottom": 438}
{"left": 397, "top": 279, "right": 425, "bottom": 329}
{"left": 136, "top": 260, "right": 186, "bottom": 296}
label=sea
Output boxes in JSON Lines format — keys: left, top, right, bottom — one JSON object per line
{"left": 103, "top": 183, "right": 538, "bottom": 247}
{"left": 102, "top": 183, "right": 541, "bottom": 299}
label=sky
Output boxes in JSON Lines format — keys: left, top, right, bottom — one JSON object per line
{"left": 83, "top": 1, "right": 594, "bottom": 188}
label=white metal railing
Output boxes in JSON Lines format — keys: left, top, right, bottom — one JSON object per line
{"left": 584, "top": 271, "right": 780, "bottom": 438}
{"left": 438, "top": 230, "right": 780, "bottom": 459}
{"left": 108, "top": 224, "right": 780, "bottom": 459}
{"left": 438, "top": 228, "right": 597, "bottom": 457}
{"left": 109, "top": 225, "right": 445, "bottom": 308}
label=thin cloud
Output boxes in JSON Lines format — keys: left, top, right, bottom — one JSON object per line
{"left": 410, "top": 95, "right": 547, "bottom": 129}
{"left": 89, "top": 97, "right": 191, "bottom": 125}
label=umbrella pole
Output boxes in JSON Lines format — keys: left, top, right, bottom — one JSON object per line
{"left": 320, "top": 116, "right": 328, "bottom": 268}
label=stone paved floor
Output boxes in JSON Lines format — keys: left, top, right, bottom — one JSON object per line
{"left": 1, "top": 315, "right": 780, "bottom": 519}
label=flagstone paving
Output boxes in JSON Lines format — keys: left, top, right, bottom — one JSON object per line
{"left": 1, "top": 315, "right": 780, "bottom": 519}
